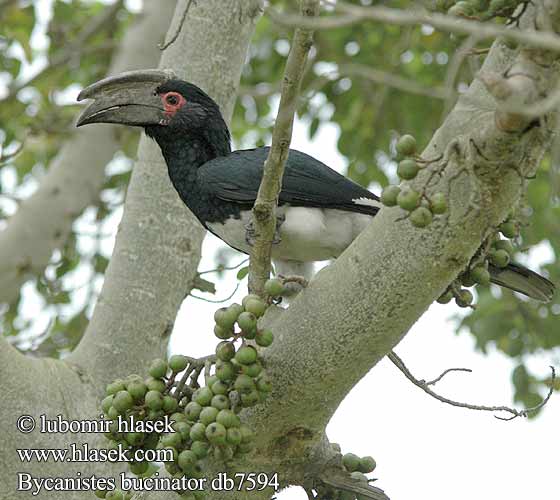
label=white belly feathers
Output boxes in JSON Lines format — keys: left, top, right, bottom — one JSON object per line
{"left": 207, "top": 205, "right": 373, "bottom": 262}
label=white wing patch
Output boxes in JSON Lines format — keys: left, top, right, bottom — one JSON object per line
{"left": 352, "top": 197, "right": 382, "bottom": 209}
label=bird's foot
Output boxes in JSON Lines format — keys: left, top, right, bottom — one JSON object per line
{"left": 244, "top": 220, "right": 257, "bottom": 247}
{"left": 278, "top": 274, "right": 309, "bottom": 289}
{"left": 278, "top": 274, "right": 309, "bottom": 297}
{"left": 273, "top": 213, "right": 285, "bottom": 244}
{"left": 244, "top": 213, "right": 285, "bottom": 247}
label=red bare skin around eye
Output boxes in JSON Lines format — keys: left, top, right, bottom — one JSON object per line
{"left": 161, "top": 92, "right": 186, "bottom": 117}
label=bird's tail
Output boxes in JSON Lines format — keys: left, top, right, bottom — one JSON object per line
{"left": 489, "top": 262, "right": 555, "bottom": 302}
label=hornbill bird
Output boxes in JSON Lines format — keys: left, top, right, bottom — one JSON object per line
{"left": 76, "top": 69, "right": 554, "bottom": 302}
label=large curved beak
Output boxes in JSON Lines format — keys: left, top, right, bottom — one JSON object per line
{"left": 76, "top": 69, "right": 177, "bottom": 127}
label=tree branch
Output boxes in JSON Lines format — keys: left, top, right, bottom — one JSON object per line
{"left": 337, "top": 62, "right": 454, "bottom": 100}
{"left": 189, "top": 282, "right": 241, "bottom": 303}
{"left": 441, "top": 35, "right": 481, "bottom": 117}
{"left": 239, "top": 58, "right": 451, "bottom": 111}
{"left": 0, "top": 139, "right": 25, "bottom": 166}
{"left": 388, "top": 351, "right": 555, "bottom": 420}
{"left": 0, "top": 1, "right": 176, "bottom": 306}
{"left": 478, "top": 68, "right": 560, "bottom": 125}
{"left": 425, "top": 366, "right": 473, "bottom": 386}
{"left": 198, "top": 258, "right": 249, "bottom": 276}
{"left": 267, "top": 0, "right": 560, "bottom": 52}
{"left": 158, "top": 0, "right": 195, "bottom": 51}
{"left": 248, "top": 0, "right": 320, "bottom": 296}
{"left": 190, "top": 275, "right": 217, "bottom": 294}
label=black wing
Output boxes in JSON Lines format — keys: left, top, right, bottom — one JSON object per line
{"left": 198, "top": 147, "right": 380, "bottom": 216}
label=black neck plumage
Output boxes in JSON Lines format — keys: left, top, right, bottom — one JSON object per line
{"left": 145, "top": 122, "right": 243, "bottom": 226}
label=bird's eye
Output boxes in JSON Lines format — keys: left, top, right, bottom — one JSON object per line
{"left": 166, "top": 94, "right": 179, "bottom": 106}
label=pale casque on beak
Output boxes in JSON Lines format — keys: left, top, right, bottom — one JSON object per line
{"left": 76, "top": 69, "right": 177, "bottom": 127}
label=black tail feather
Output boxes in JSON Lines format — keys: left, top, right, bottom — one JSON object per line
{"left": 489, "top": 262, "right": 555, "bottom": 302}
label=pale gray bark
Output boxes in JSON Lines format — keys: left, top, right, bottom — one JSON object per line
{"left": 1, "top": 2, "right": 558, "bottom": 500}
{"left": 0, "top": 1, "right": 176, "bottom": 305}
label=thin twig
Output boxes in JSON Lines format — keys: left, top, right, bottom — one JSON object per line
{"left": 174, "top": 355, "right": 215, "bottom": 399}
{"left": 425, "top": 367, "right": 473, "bottom": 386}
{"left": 189, "top": 363, "right": 205, "bottom": 390}
{"left": 0, "top": 0, "right": 18, "bottom": 9}
{"left": 0, "top": 139, "right": 25, "bottom": 165}
{"left": 304, "top": 487, "right": 316, "bottom": 499}
{"left": 204, "top": 358, "right": 213, "bottom": 381}
{"left": 174, "top": 364, "right": 197, "bottom": 398}
{"left": 248, "top": 0, "right": 320, "bottom": 297}
{"left": 74, "top": 229, "right": 114, "bottom": 238}
{"left": 337, "top": 63, "right": 454, "bottom": 100}
{"left": 441, "top": 35, "right": 480, "bottom": 118}
{"left": 268, "top": 1, "right": 560, "bottom": 53}
{"left": 388, "top": 351, "right": 555, "bottom": 421}
{"left": 0, "top": 193, "right": 21, "bottom": 203}
{"left": 198, "top": 258, "right": 249, "bottom": 276}
{"left": 159, "top": 0, "right": 195, "bottom": 50}
{"left": 239, "top": 83, "right": 280, "bottom": 99}
{"left": 189, "top": 282, "right": 240, "bottom": 303}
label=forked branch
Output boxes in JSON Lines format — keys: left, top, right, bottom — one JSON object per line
{"left": 388, "top": 351, "right": 555, "bottom": 421}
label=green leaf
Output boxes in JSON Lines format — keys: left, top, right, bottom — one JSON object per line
{"left": 93, "top": 254, "right": 109, "bottom": 274}
{"left": 308, "top": 117, "right": 320, "bottom": 140}
{"left": 237, "top": 266, "right": 249, "bottom": 281}
{"left": 2, "top": 4, "right": 36, "bottom": 62}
